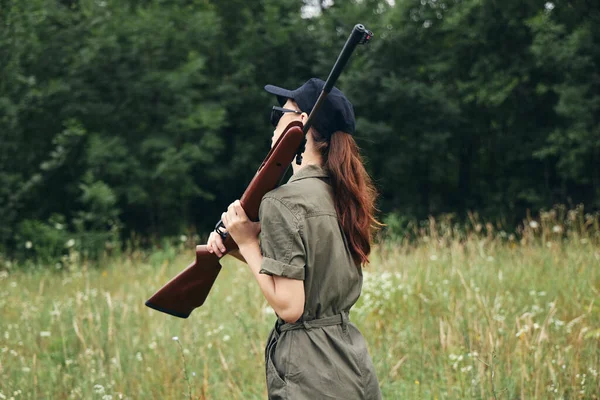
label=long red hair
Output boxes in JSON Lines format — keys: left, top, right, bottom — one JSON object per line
{"left": 311, "top": 129, "right": 382, "bottom": 266}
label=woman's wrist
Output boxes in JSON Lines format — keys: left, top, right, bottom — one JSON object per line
{"left": 238, "top": 238, "right": 260, "bottom": 259}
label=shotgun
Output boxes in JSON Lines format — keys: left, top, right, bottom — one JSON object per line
{"left": 145, "top": 24, "right": 373, "bottom": 318}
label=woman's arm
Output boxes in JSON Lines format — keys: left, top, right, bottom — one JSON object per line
{"left": 238, "top": 240, "right": 305, "bottom": 323}
{"left": 223, "top": 201, "right": 305, "bottom": 323}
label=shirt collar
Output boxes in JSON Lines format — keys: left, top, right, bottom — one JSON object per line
{"left": 288, "top": 163, "right": 329, "bottom": 183}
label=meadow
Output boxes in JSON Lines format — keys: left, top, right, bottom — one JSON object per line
{"left": 1, "top": 208, "right": 599, "bottom": 399}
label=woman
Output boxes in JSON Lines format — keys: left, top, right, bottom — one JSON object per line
{"left": 207, "top": 78, "right": 383, "bottom": 399}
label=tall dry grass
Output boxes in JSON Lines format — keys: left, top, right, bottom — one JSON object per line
{"left": 0, "top": 205, "right": 598, "bottom": 399}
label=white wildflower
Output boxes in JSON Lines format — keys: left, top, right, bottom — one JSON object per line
{"left": 223, "top": 335, "right": 230, "bottom": 342}
{"left": 429, "top": 254, "right": 438, "bottom": 261}
{"left": 179, "top": 235, "right": 187, "bottom": 242}
{"left": 40, "top": 331, "right": 51, "bottom": 337}
{"left": 516, "top": 327, "right": 529, "bottom": 337}
{"left": 65, "top": 239, "right": 75, "bottom": 248}
{"left": 25, "top": 241, "right": 32, "bottom": 249}
{"left": 529, "top": 221, "right": 539, "bottom": 229}
{"left": 545, "top": 2, "right": 555, "bottom": 11}
{"left": 263, "top": 306, "right": 275, "bottom": 315}
{"left": 136, "top": 352, "right": 142, "bottom": 361}
{"left": 93, "top": 384, "right": 105, "bottom": 394}
{"left": 552, "top": 225, "right": 562, "bottom": 233}
{"left": 172, "top": 336, "right": 179, "bottom": 341}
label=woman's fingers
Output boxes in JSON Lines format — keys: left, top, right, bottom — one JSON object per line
{"left": 227, "top": 202, "right": 238, "bottom": 216}
{"left": 214, "top": 232, "right": 226, "bottom": 256}
{"left": 208, "top": 202, "right": 250, "bottom": 257}
{"left": 207, "top": 232, "right": 216, "bottom": 255}
{"left": 221, "top": 212, "right": 228, "bottom": 228}
{"left": 207, "top": 231, "right": 226, "bottom": 257}
{"left": 232, "top": 200, "right": 247, "bottom": 220}
{"left": 215, "top": 233, "right": 225, "bottom": 254}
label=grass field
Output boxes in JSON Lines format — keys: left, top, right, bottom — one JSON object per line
{"left": 1, "top": 211, "right": 599, "bottom": 399}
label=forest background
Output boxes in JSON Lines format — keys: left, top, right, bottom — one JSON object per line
{"left": 1, "top": 0, "right": 599, "bottom": 263}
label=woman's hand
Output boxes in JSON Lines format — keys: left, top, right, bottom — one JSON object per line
{"left": 206, "top": 229, "right": 227, "bottom": 257}
{"left": 221, "top": 200, "right": 261, "bottom": 248}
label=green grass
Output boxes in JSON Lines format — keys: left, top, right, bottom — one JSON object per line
{"left": 1, "top": 221, "right": 599, "bottom": 399}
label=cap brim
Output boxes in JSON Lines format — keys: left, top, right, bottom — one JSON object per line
{"left": 264, "top": 84, "right": 294, "bottom": 107}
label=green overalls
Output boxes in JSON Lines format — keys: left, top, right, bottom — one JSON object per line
{"left": 258, "top": 164, "right": 382, "bottom": 400}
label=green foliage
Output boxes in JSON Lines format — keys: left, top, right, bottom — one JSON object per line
{"left": 14, "top": 216, "right": 71, "bottom": 264}
{"left": 1, "top": 0, "right": 599, "bottom": 264}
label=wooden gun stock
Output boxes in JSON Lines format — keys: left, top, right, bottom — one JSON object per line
{"left": 145, "top": 121, "right": 305, "bottom": 318}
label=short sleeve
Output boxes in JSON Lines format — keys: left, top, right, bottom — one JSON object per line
{"left": 258, "top": 197, "right": 305, "bottom": 280}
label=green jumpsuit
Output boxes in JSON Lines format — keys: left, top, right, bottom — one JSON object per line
{"left": 258, "top": 164, "right": 382, "bottom": 400}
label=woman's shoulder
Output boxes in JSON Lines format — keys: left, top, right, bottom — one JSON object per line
{"left": 260, "top": 178, "right": 336, "bottom": 221}
{"left": 260, "top": 185, "right": 302, "bottom": 220}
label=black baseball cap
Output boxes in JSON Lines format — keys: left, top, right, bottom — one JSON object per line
{"left": 264, "top": 78, "right": 356, "bottom": 138}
